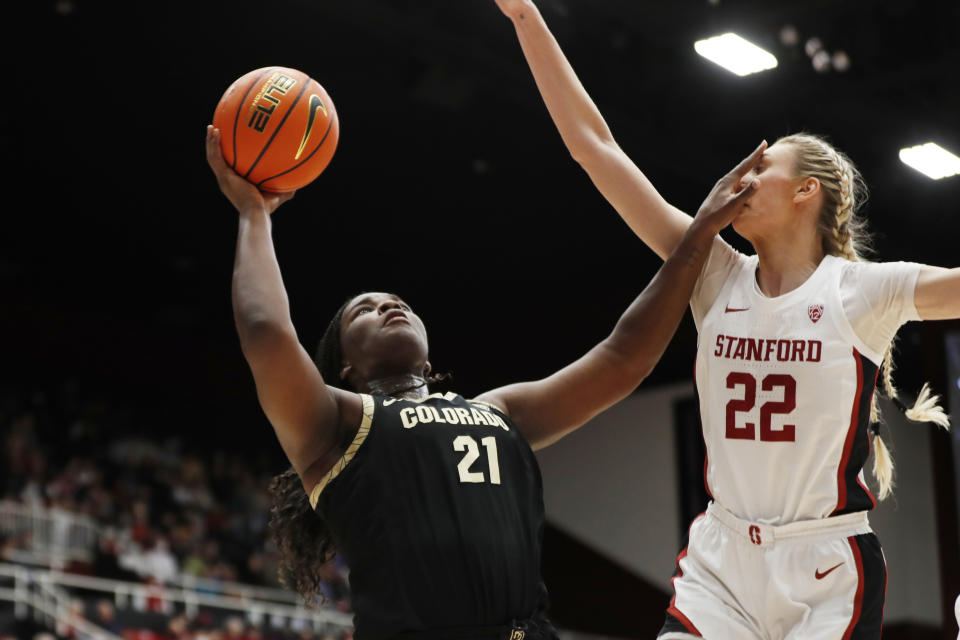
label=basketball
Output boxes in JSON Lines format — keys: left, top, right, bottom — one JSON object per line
{"left": 212, "top": 66, "right": 339, "bottom": 193}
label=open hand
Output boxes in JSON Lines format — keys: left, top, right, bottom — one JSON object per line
{"left": 205, "top": 125, "right": 295, "bottom": 216}
{"left": 692, "top": 140, "right": 767, "bottom": 235}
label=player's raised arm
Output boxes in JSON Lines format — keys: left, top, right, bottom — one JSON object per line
{"left": 915, "top": 266, "right": 960, "bottom": 320}
{"left": 205, "top": 125, "right": 359, "bottom": 482}
{"left": 494, "top": 0, "right": 692, "bottom": 260}
{"left": 477, "top": 142, "right": 765, "bottom": 449}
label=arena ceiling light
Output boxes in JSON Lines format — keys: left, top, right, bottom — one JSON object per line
{"left": 899, "top": 142, "right": 960, "bottom": 180}
{"left": 694, "top": 33, "right": 778, "bottom": 76}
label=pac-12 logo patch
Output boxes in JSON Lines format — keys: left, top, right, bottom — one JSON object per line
{"left": 808, "top": 304, "right": 824, "bottom": 324}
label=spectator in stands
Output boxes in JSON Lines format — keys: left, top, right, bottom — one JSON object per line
{"left": 93, "top": 599, "right": 123, "bottom": 635}
{"left": 0, "top": 383, "right": 351, "bottom": 612}
{"left": 223, "top": 616, "right": 246, "bottom": 640}
{"left": 118, "top": 533, "right": 180, "bottom": 584}
{"left": 167, "top": 613, "right": 193, "bottom": 640}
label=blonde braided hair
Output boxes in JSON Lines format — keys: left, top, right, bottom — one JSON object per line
{"left": 778, "top": 133, "right": 950, "bottom": 500}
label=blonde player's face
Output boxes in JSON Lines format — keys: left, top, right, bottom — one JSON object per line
{"left": 732, "top": 142, "right": 814, "bottom": 242}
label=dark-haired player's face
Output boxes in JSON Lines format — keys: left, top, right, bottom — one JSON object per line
{"left": 339, "top": 292, "right": 430, "bottom": 382}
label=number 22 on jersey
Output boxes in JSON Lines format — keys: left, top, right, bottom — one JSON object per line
{"left": 725, "top": 372, "right": 797, "bottom": 442}
{"left": 453, "top": 435, "right": 501, "bottom": 484}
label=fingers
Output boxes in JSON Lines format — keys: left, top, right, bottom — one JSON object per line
{"left": 728, "top": 178, "right": 758, "bottom": 207}
{"left": 205, "top": 125, "right": 229, "bottom": 173}
{"left": 730, "top": 139, "right": 768, "bottom": 179}
{"left": 708, "top": 179, "right": 757, "bottom": 230}
{"left": 206, "top": 124, "right": 295, "bottom": 215}
{"left": 266, "top": 191, "right": 296, "bottom": 212}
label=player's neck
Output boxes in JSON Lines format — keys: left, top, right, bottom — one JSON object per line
{"left": 752, "top": 233, "right": 824, "bottom": 298}
{"left": 363, "top": 374, "right": 430, "bottom": 400}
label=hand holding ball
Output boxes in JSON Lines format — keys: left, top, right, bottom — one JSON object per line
{"left": 212, "top": 67, "right": 339, "bottom": 193}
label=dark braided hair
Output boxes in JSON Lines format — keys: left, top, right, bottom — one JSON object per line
{"left": 267, "top": 296, "right": 353, "bottom": 603}
{"left": 267, "top": 293, "right": 450, "bottom": 602}
{"left": 267, "top": 468, "right": 334, "bottom": 603}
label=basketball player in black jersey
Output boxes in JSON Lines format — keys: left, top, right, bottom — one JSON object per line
{"left": 205, "top": 124, "right": 765, "bottom": 639}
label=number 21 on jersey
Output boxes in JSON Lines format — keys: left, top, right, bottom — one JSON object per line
{"left": 453, "top": 435, "right": 501, "bottom": 484}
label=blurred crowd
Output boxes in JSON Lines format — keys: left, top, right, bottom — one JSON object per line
{"left": 3, "top": 609, "right": 349, "bottom": 640}
{"left": 0, "top": 381, "right": 352, "bottom": 640}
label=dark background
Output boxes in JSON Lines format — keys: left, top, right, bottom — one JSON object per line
{"left": 6, "top": 0, "right": 960, "bottom": 635}
{"left": 9, "top": 0, "right": 959, "bottom": 503}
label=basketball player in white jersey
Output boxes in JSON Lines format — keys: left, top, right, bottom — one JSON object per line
{"left": 492, "top": 0, "right": 960, "bottom": 637}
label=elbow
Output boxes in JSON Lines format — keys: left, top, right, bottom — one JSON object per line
{"left": 233, "top": 294, "right": 292, "bottom": 337}
{"left": 600, "top": 339, "right": 655, "bottom": 391}
{"left": 569, "top": 136, "right": 619, "bottom": 171}
{"left": 235, "top": 316, "right": 298, "bottom": 357}
{"left": 623, "top": 357, "right": 654, "bottom": 389}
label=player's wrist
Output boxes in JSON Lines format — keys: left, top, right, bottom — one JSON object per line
{"left": 686, "top": 216, "right": 721, "bottom": 244}
{"left": 237, "top": 202, "right": 271, "bottom": 223}
{"left": 505, "top": 0, "right": 537, "bottom": 22}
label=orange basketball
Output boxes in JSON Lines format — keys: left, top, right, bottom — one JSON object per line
{"left": 213, "top": 66, "right": 339, "bottom": 193}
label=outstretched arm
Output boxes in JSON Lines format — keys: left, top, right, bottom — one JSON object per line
{"left": 476, "top": 142, "right": 766, "bottom": 449}
{"left": 494, "top": 0, "right": 692, "bottom": 260}
{"left": 205, "top": 125, "right": 360, "bottom": 484}
{"left": 915, "top": 267, "right": 960, "bottom": 320}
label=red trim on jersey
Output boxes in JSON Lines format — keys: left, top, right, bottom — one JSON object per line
{"left": 841, "top": 535, "right": 866, "bottom": 640}
{"left": 694, "top": 358, "right": 713, "bottom": 498}
{"left": 703, "top": 455, "right": 711, "bottom": 498}
{"left": 667, "top": 514, "right": 705, "bottom": 638}
{"left": 863, "top": 376, "right": 879, "bottom": 509}
{"left": 856, "top": 426, "right": 878, "bottom": 510}
{"left": 834, "top": 349, "right": 864, "bottom": 515}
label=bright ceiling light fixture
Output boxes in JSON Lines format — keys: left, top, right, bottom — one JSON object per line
{"left": 899, "top": 142, "right": 960, "bottom": 180}
{"left": 694, "top": 33, "right": 778, "bottom": 76}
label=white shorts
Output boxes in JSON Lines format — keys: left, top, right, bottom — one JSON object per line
{"left": 659, "top": 502, "right": 886, "bottom": 640}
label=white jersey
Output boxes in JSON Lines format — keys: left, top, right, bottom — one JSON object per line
{"left": 691, "top": 239, "right": 922, "bottom": 524}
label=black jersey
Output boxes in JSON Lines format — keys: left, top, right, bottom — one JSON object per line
{"left": 310, "top": 392, "right": 549, "bottom": 639}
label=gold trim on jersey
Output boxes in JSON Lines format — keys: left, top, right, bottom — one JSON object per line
{"left": 467, "top": 400, "right": 503, "bottom": 413}
{"left": 309, "top": 393, "right": 374, "bottom": 509}
{"left": 467, "top": 398, "right": 507, "bottom": 414}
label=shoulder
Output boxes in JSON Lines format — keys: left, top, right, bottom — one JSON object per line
{"left": 838, "top": 256, "right": 922, "bottom": 274}
{"left": 303, "top": 391, "right": 375, "bottom": 508}
{"left": 698, "top": 237, "right": 755, "bottom": 290}
{"left": 468, "top": 393, "right": 508, "bottom": 415}
{"left": 835, "top": 258, "right": 925, "bottom": 357}
{"left": 690, "top": 238, "right": 755, "bottom": 327}
{"left": 708, "top": 236, "right": 751, "bottom": 270}
{"left": 838, "top": 259, "right": 925, "bottom": 291}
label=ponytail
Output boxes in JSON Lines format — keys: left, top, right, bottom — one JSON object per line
{"left": 870, "top": 343, "right": 950, "bottom": 500}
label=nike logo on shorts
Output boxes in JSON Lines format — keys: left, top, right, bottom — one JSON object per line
{"left": 815, "top": 562, "right": 843, "bottom": 579}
